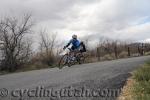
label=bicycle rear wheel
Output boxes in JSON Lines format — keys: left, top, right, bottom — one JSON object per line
{"left": 77, "top": 53, "right": 85, "bottom": 64}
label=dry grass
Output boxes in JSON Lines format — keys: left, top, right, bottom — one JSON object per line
{"left": 118, "top": 78, "right": 135, "bottom": 100}
{"left": 118, "top": 61, "right": 150, "bottom": 100}
{"left": 119, "top": 51, "right": 128, "bottom": 58}
{"left": 103, "top": 54, "right": 114, "bottom": 60}
{"left": 145, "top": 52, "right": 150, "bottom": 56}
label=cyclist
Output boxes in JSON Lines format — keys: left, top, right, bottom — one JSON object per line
{"left": 63, "top": 34, "right": 80, "bottom": 51}
{"left": 63, "top": 34, "right": 81, "bottom": 61}
{"left": 63, "top": 35, "right": 87, "bottom": 63}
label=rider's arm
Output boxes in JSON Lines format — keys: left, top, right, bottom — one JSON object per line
{"left": 65, "top": 39, "right": 72, "bottom": 47}
{"left": 64, "top": 39, "right": 72, "bottom": 49}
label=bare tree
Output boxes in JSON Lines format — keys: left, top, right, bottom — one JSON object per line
{"left": 0, "top": 14, "right": 34, "bottom": 72}
{"left": 39, "top": 30, "right": 57, "bottom": 55}
{"left": 96, "top": 37, "right": 106, "bottom": 61}
{"left": 39, "top": 30, "right": 57, "bottom": 65}
{"left": 39, "top": 30, "right": 50, "bottom": 55}
{"left": 56, "top": 40, "right": 64, "bottom": 57}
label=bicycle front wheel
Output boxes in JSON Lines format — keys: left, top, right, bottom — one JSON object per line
{"left": 58, "top": 54, "right": 71, "bottom": 69}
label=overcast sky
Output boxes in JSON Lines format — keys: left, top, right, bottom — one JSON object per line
{"left": 0, "top": 0, "right": 150, "bottom": 44}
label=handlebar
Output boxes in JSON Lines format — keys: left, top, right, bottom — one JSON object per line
{"left": 67, "top": 48, "right": 72, "bottom": 51}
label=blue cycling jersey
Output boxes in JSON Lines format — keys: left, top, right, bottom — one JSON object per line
{"left": 66, "top": 39, "right": 80, "bottom": 49}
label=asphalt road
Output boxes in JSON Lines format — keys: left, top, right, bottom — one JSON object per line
{"left": 0, "top": 56, "right": 150, "bottom": 100}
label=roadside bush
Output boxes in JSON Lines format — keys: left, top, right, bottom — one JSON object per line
{"left": 103, "top": 54, "right": 114, "bottom": 60}
{"left": 32, "top": 52, "right": 56, "bottom": 65}
{"left": 41, "top": 54, "right": 56, "bottom": 66}
{"left": 118, "top": 51, "right": 128, "bottom": 58}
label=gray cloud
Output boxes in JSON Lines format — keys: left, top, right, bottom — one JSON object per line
{"left": 0, "top": 0, "right": 150, "bottom": 43}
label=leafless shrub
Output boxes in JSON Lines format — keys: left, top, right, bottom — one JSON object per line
{"left": 38, "top": 30, "right": 58, "bottom": 66}
{"left": 0, "top": 14, "right": 34, "bottom": 72}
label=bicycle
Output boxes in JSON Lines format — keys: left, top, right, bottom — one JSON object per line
{"left": 58, "top": 48, "right": 85, "bottom": 69}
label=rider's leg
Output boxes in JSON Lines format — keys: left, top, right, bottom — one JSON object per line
{"left": 70, "top": 46, "right": 76, "bottom": 60}
{"left": 71, "top": 46, "right": 75, "bottom": 56}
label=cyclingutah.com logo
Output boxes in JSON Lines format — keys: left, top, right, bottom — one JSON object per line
{"left": 0, "top": 86, "right": 122, "bottom": 98}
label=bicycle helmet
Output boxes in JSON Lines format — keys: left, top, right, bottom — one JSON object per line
{"left": 72, "top": 34, "right": 77, "bottom": 39}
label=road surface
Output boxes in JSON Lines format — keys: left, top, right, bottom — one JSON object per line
{"left": 0, "top": 56, "right": 150, "bottom": 100}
